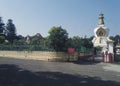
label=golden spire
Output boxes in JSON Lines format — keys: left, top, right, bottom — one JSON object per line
{"left": 98, "top": 13, "right": 104, "bottom": 25}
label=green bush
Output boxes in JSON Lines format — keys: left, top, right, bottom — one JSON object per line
{"left": 96, "top": 46, "right": 102, "bottom": 51}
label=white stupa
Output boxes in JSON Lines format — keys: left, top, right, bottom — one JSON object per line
{"left": 92, "top": 13, "right": 114, "bottom": 52}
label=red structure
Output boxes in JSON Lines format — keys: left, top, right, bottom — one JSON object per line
{"left": 101, "top": 52, "right": 104, "bottom": 62}
{"left": 108, "top": 53, "right": 113, "bottom": 63}
{"left": 101, "top": 52, "right": 113, "bottom": 63}
{"left": 68, "top": 48, "right": 75, "bottom": 54}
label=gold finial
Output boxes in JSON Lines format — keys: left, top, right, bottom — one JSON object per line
{"left": 98, "top": 13, "right": 104, "bottom": 25}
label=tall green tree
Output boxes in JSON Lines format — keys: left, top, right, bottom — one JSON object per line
{"left": 0, "top": 17, "right": 6, "bottom": 44}
{"left": 6, "top": 19, "right": 17, "bottom": 44}
{"left": 0, "top": 17, "right": 5, "bottom": 35}
{"left": 48, "top": 26, "right": 68, "bottom": 51}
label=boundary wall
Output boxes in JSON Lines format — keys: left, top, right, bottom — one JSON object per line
{"left": 0, "top": 51, "right": 78, "bottom": 61}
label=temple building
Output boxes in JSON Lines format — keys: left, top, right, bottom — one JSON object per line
{"left": 92, "top": 13, "right": 114, "bottom": 53}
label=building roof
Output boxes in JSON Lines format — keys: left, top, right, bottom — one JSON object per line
{"left": 116, "top": 44, "right": 120, "bottom": 48}
{"left": 107, "top": 39, "right": 114, "bottom": 43}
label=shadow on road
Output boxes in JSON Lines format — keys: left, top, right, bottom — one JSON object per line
{"left": 73, "top": 58, "right": 101, "bottom": 65}
{"left": 0, "top": 64, "right": 120, "bottom": 86}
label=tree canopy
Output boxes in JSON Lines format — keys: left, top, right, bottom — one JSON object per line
{"left": 48, "top": 26, "right": 68, "bottom": 51}
{"left": 0, "top": 17, "right": 5, "bottom": 35}
{"left": 6, "top": 19, "right": 17, "bottom": 44}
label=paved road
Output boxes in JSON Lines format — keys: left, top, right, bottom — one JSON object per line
{"left": 0, "top": 57, "right": 120, "bottom": 86}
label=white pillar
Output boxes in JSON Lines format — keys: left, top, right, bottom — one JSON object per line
{"left": 107, "top": 41, "right": 114, "bottom": 62}
{"left": 108, "top": 42, "right": 114, "bottom": 53}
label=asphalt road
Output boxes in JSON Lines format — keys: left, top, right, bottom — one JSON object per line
{"left": 0, "top": 57, "right": 120, "bottom": 86}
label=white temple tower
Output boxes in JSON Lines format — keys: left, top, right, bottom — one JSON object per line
{"left": 92, "top": 13, "right": 114, "bottom": 53}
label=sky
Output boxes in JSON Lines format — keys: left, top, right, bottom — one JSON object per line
{"left": 0, "top": 0, "right": 120, "bottom": 37}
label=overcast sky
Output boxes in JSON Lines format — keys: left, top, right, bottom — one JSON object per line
{"left": 0, "top": 0, "right": 120, "bottom": 37}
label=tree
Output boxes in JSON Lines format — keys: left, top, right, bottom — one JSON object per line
{"left": 81, "top": 37, "right": 93, "bottom": 52}
{"left": 110, "top": 35, "right": 120, "bottom": 46}
{"left": 48, "top": 26, "right": 68, "bottom": 51}
{"left": 0, "top": 17, "right": 5, "bottom": 35}
{"left": 114, "top": 35, "right": 120, "bottom": 45}
{"left": 13, "top": 35, "right": 25, "bottom": 45}
{"left": 43, "top": 36, "right": 51, "bottom": 49}
{"left": 30, "top": 33, "right": 43, "bottom": 45}
{"left": 6, "top": 19, "right": 17, "bottom": 44}
{"left": 0, "top": 17, "right": 6, "bottom": 44}
{"left": 67, "top": 36, "right": 82, "bottom": 51}
{"left": 0, "top": 35, "right": 5, "bottom": 44}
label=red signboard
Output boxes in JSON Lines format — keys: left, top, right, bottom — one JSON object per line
{"left": 68, "top": 48, "right": 75, "bottom": 54}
